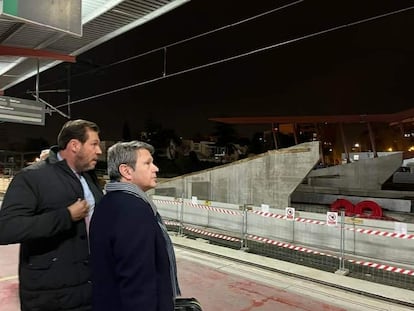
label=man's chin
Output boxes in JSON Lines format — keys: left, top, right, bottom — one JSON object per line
{"left": 85, "top": 164, "right": 97, "bottom": 171}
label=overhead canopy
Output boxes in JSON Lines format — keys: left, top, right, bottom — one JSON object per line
{"left": 0, "top": 0, "right": 189, "bottom": 92}
{"left": 209, "top": 108, "right": 414, "bottom": 126}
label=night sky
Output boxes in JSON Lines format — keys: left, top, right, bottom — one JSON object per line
{"left": 2, "top": 0, "right": 414, "bottom": 147}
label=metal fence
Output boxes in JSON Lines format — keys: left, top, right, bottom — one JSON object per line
{"left": 154, "top": 195, "right": 414, "bottom": 291}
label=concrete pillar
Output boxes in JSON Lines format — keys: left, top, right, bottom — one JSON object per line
{"left": 367, "top": 122, "right": 378, "bottom": 158}
{"left": 339, "top": 123, "right": 350, "bottom": 163}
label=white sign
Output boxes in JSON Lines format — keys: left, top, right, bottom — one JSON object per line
{"left": 191, "top": 196, "right": 198, "bottom": 204}
{"left": 394, "top": 222, "right": 407, "bottom": 235}
{"left": 261, "top": 204, "right": 269, "bottom": 213}
{"left": 0, "top": 95, "right": 45, "bottom": 125}
{"left": 326, "top": 212, "right": 338, "bottom": 226}
{"left": 285, "top": 207, "right": 295, "bottom": 220}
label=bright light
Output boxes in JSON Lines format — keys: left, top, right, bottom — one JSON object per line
{"left": 409, "top": 146, "right": 414, "bottom": 152}
{"left": 387, "top": 147, "right": 393, "bottom": 152}
{"left": 354, "top": 143, "right": 360, "bottom": 148}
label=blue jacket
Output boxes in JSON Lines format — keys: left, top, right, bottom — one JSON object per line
{"left": 90, "top": 190, "right": 174, "bottom": 311}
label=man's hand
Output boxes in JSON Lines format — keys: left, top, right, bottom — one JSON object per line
{"left": 67, "top": 199, "right": 89, "bottom": 221}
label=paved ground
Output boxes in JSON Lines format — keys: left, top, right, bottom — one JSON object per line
{"left": 172, "top": 239, "right": 414, "bottom": 311}
{"left": 1, "top": 244, "right": 345, "bottom": 311}
{"left": 2, "top": 238, "right": 413, "bottom": 311}
{"left": 0, "top": 244, "right": 19, "bottom": 311}
{"left": 177, "top": 256, "right": 346, "bottom": 311}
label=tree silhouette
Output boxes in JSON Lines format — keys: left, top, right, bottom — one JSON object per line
{"left": 122, "top": 121, "right": 132, "bottom": 141}
{"left": 24, "top": 137, "right": 50, "bottom": 152}
{"left": 213, "top": 122, "right": 237, "bottom": 146}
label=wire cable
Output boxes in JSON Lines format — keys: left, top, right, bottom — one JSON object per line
{"left": 57, "top": 5, "right": 414, "bottom": 109}
{"left": 44, "top": 1, "right": 304, "bottom": 88}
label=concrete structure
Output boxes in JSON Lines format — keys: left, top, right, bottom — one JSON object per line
{"left": 154, "top": 141, "right": 413, "bottom": 214}
{"left": 153, "top": 141, "right": 320, "bottom": 209}
{"left": 295, "top": 152, "right": 413, "bottom": 213}
{"left": 307, "top": 152, "right": 402, "bottom": 190}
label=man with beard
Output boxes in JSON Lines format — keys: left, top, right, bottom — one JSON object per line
{"left": 0, "top": 119, "right": 104, "bottom": 311}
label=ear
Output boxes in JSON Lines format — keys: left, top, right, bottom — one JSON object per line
{"left": 118, "top": 164, "right": 132, "bottom": 180}
{"left": 68, "top": 139, "right": 81, "bottom": 152}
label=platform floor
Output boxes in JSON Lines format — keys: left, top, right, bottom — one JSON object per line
{"left": 2, "top": 235, "right": 414, "bottom": 311}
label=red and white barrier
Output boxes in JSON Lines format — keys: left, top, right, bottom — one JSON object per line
{"left": 348, "top": 259, "right": 414, "bottom": 276}
{"left": 158, "top": 200, "right": 413, "bottom": 240}
{"left": 165, "top": 218, "right": 414, "bottom": 276}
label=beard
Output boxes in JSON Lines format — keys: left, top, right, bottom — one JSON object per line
{"left": 75, "top": 152, "right": 97, "bottom": 172}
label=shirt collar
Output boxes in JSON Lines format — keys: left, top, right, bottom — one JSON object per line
{"left": 57, "top": 152, "right": 79, "bottom": 176}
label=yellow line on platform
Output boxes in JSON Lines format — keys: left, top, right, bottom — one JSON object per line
{"left": 0, "top": 275, "right": 18, "bottom": 282}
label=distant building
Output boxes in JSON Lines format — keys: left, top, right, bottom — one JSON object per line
{"left": 192, "top": 141, "right": 215, "bottom": 159}
{"left": 341, "top": 151, "right": 399, "bottom": 164}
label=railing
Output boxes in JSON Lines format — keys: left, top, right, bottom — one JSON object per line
{"left": 153, "top": 195, "right": 414, "bottom": 291}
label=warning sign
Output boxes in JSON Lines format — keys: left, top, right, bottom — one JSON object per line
{"left": 285, "top": 207, "right": 295, "bottom": 220}
{"left": 326, "top": 212, "right": 338, "bottom": 226}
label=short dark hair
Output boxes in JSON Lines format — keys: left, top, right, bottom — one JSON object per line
{"left": 57, "top": 119, "right": 100, "bottom": 150}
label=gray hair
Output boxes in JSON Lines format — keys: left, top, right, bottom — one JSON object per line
{"left": 107, "top": 140, "right": 155, "bottom": 181}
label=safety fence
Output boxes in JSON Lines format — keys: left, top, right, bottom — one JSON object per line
{"left": 153, "top": 195, "right": 414, "bottom": 291}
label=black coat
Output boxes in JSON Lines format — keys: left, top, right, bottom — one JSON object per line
{"left": 0, "top": 147, "right": 103, "bottom": 311}
{"left": 90, "top": 191, "right": 174, "bottom": 311}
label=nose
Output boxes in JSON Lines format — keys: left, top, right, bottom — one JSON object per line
{"left": 96, "top": 145, "right": 102, "bottom": 155}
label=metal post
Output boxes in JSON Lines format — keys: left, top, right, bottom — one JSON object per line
{"left": 179, "top": 193, "right": 184, "bottom": 236}
{"left": 293, "top": 123, "right": 299, "bottom": 145}
{"left": 240, "top": 204, "right": 249, "bottom": 251}
{"left": 339, "top": 123, "right": 350, "bottom": 163}
{"left": 335, "top": 209, "right": 349, "bottom": 275}
{"left": 367, "top": 122, "right": 378, "bottom": 158}
{"left": 163, "top": 47, "right": 167, "bottom": 77}
{"left": 36, "top": 59, "right": 40, "bottom": 102}
{"left": 340, "top": 209, "right": 345, "bottom": 270}
{"left": 271, "top": 123, "right": 278, "bottom": 150}
{"left": 67, "top": 64, "right": 71, "bottom": 118}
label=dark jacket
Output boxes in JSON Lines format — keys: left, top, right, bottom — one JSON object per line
{"left": 0, "top": 147, "right": 103, "bottom": 311}
{"left": 90, "top": 191, "right": 174, "bottom": 311}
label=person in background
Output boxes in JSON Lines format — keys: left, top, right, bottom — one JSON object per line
{"left": 33, "top": 148, "right": 50, "bottom": 162}
{"left": 39, "top": 148, "right": 50, "bottom": 161}
{"left": 0, "top": 119, "right": 104, "bottom": 311}
{"left": 90, "top": 140, "right": 181, "bottom": 311}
